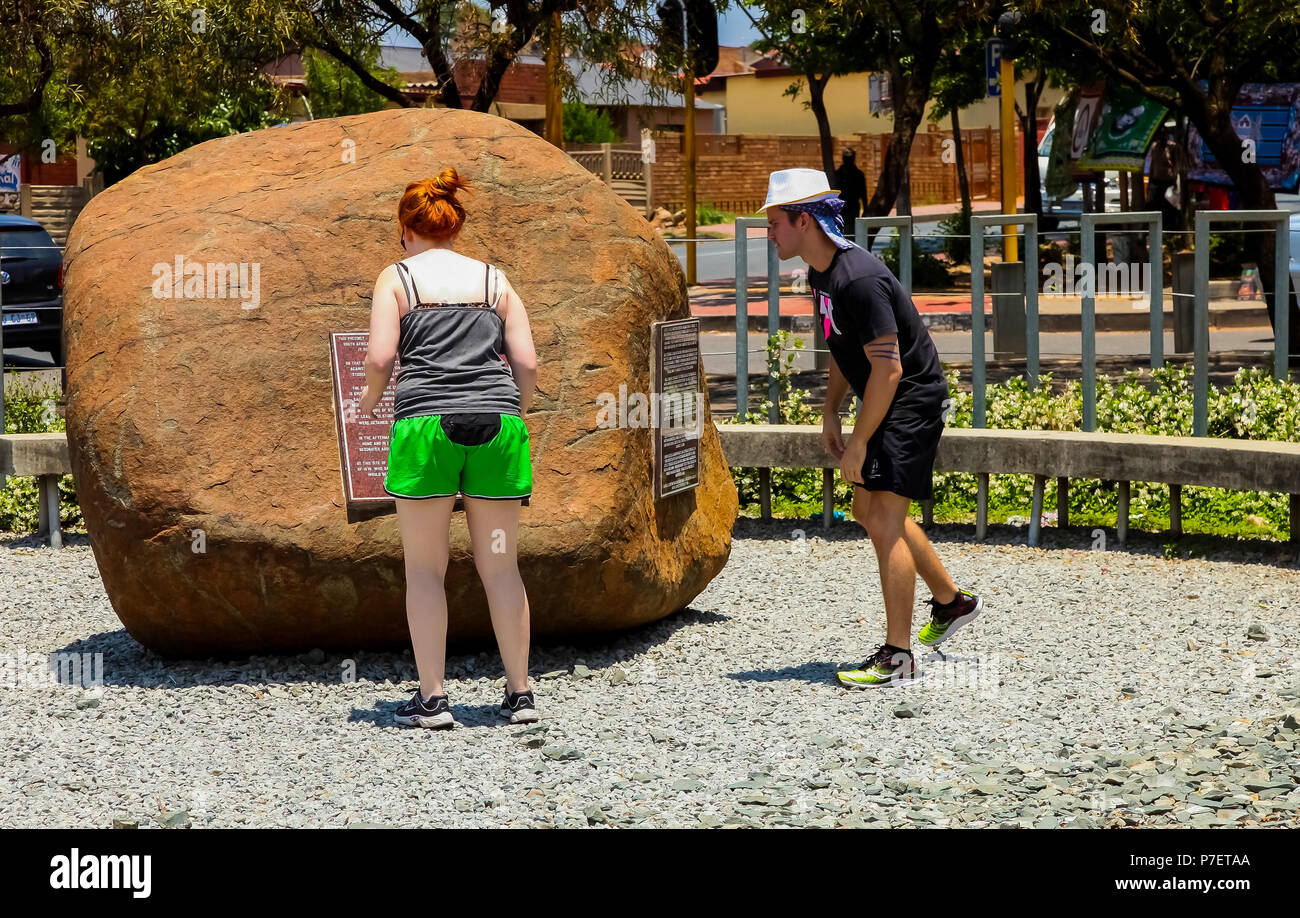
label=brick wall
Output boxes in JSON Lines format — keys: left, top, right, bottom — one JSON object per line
{"left": 0, "top": 144, "right": 79, "bottom": 185}
{"left": 453, "top": 58, "right": 546, "bottom": 106}
{"left": 649, "top": 125, "right": 1022, "bottom": 215}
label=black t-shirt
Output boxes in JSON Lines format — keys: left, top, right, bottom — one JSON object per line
{"left": 807, "top": 244, "right": 947, "bottom": 415}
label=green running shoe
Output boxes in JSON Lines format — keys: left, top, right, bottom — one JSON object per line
{"left": 837, "top": 644, "right": 923, "bottom": 688}
{"left": 917, "top": 589, "right": 984, "bottom": 647}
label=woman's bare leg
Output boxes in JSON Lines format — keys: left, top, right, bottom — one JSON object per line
{"left": 395, "top": 496, "right": 455, "bottom": 700}
{"left": 463, "top": 497, "right": 531, "bottom": 695}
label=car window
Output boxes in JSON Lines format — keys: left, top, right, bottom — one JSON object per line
{"left": 0, "top": 227, "right": 56, "bottom": 253}
{"left": 1037, "top": 126, "right": 1053, "bottom": 158}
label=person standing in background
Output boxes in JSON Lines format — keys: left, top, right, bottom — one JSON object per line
{"left": 834, "top": 149, "right": 869, "bottom": 229}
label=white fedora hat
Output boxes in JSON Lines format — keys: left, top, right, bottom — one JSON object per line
{"left": 759, "top": 168, "right": 840, "bottom": 211}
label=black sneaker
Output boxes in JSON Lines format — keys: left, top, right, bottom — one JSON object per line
{"left": 837, "top": 643, "right": 924, "bottom": 688}
{"left": 499, "top": 689, "right": 538, "bottom": 724}
{"left": 917, "top": 589, "right": 984, "bottom": 647}
{"left": 394, "top": 689, "right": 456, "bottom": 729}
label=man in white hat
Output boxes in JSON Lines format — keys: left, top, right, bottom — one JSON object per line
{"left": 760, "top": 168, "right": 984, "bottom": 687}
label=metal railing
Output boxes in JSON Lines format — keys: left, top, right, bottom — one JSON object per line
{"left": 711, "top": 212, "right": 1294, "bottom": 431}
{"left": 1079, "top": 212, "right": 1164, "bottom": 431}
{"left": 970, "top": 214, "right": 1039, "bottom": 426}
{"left": 1191, "top": 210, "right": 1291, "bottom": 435}
{"left": 732, "top": 217, "right": 777, "bottom": 421}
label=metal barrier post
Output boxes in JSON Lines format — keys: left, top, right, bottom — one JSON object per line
{"left": 970, "top": 214, "right": 1039, "bottom": 424}
{"left": 733, "top": 217, "right": 766, "bottom": 419}
{"left": 971, "top": 220, "right": 986, "bottom": 427}
{"left": 1078, "top": 212, "right": 1163, "bottom": 430}
{"left": 1191, "top": 210, "right": 1291, "bottom": 435}
{"left": 768, "top": 238, "right": 780, "bottom": 422}
{"left": 853, "top": 216, "right": 914, "bottom": 419}
{"left": 854, "top": 216, "right": 913, "bottom": 295}
{"left": 1, "top": 230, "right": 5, "bottom": 440}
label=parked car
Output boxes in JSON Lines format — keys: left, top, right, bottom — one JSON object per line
{"left": 0, "top": 215, "right": 63, "bottom": 365}
{"left": 1290, "top": 211, "right": 1299, "bottom": 308}
{"left": 1291, "top": 212, "right": 1299, "bottom": 274}
{"left": 1037, "top": 122, "right": 1119, "bottom": 229}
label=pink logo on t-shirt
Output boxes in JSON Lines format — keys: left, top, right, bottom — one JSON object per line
{"left": 816, "top": 290, "right": 841, "bottom": 338}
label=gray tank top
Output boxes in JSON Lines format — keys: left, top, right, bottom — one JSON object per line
{"left": 391, "top": 258, "right": 522, "bottom": 420}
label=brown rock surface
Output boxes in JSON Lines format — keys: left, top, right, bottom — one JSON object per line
{"left": 62, "top": 107, "right": 737, "bottom": 656}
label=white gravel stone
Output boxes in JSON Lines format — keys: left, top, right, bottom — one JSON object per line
{"left": 1, "top": 522, "right": 1297, "bottom": 828}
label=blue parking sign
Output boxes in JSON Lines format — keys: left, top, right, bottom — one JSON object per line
{"left": 986, "top": 39, "right": 1003, "bottom": 98}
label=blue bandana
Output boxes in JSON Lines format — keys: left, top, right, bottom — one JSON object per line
{"left": 782, "top": 198, "right": 857, "bottom": 250}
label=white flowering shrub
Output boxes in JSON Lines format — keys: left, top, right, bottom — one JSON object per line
{"left": 729, "top": 352, "right": 1300, "bottom": 539}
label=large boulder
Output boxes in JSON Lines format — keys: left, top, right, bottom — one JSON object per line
{"left": 62, "top": 107, "right": 737, "bottom": 656}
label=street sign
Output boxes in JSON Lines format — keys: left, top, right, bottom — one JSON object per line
{"left": 986, "top": 39, "right": 1003, "bottom": 98}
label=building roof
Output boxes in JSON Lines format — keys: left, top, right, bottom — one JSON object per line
{"left": 377, "top": 45, "right": 434, "bottom": 73}
{"left": 565, "top": 58, "right": 719, "bottom": 110}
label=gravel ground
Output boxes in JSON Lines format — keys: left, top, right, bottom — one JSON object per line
{"left": 2, "top": 520, "right": 1298, "bottom": 829}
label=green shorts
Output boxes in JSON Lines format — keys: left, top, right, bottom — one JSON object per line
{"left": 384, "top": 413, "right": 532, "bottom": 500}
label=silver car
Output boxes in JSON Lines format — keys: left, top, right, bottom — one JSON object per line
{"left": 1038, "top": 121, "right": 1120, "bottom": 229}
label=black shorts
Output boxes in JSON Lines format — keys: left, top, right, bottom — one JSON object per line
{"left": 854, "top": 407, "right": 945, "bottom": 501}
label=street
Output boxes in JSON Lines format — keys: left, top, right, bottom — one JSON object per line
{"left": 702, "top": 327, "right": 1278, "bottom": 376}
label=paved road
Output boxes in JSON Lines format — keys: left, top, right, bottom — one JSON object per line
{"left": 667, "top": 220, "right": 946, "bottom": 284}
{"left": 669, "top": 193, "right": 1300, "bottom": 284}
{"left": 703, "top": 327, "right": 1278, "bottom": 376}
{"left": 2, "top": 346, "right": 56, "bottom": 368}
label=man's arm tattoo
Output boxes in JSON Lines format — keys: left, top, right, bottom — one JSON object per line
{"left": 866, "top": 342, "right": 901, "bottom": 363}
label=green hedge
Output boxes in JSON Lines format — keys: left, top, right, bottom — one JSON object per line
{"left": 7, "top": 349, "right": 1298, "bottom": 541}
{"left": 2, "top": 381, "right": 82, "bottom": 533}
{"left": 723, "top": 334, "right": 1300, "bottom": 541}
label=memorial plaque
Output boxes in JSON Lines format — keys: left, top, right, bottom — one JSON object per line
{"left": 330, "top": 332, "right": 528, "bottom": 522}
{"left": 651, "top": 318, "right": 703, "bottom": 499}
{"left": 330, "top": 332, "right": 399, "bottom": 523}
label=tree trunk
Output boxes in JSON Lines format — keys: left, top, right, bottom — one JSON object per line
{"left": 865, "top": 67, "right": 927, "bottom": 245}
{"left": 311, "top": 30, "right": 414, "bottom": 108}
{"left": 472, "top": 25, "right": 536, "bottom": 112}
{"left": 951, "top": 107, "right": 971, "bottom": 216}
{"left": 806, "top": 73, "right": 835, "bottom": 181}
{"left": 1175, "top": 114, "right": 1193, "bottom": 239}
{"left": 1019, "top": 71, "right": 1046, "bottom": 218}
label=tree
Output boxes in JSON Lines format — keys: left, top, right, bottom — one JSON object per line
{"left": 1024, "top": 0, "right": 1300, "bottom": 361}
{"left": 562, "top": 101, "right": 621, "bottom": 143}
{"left": 738, "top": 1, "right": 871, "bottom": 180}
{"left": 831, "top": 1, "right": 994, "bottom": 226}
{"left": 1, "top": 2, "right": 300, "bottom": 181}
{"left": 0, "top": 0, "right": 92, "bottom": 169}
{"left": 292, "top": 1, "right": 722, "bottom": 114}
{"left": 303, "top": 44, "right": 405, "bottom": 118}
{"left": 929, "top": 29, "right": 987, "bottom": 220}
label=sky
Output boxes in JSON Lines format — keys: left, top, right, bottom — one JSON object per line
{"left": 718, "top": 5, "right": 764, "bottom": 47}
{"left": 389, "top": 4, "right": 764, "bottom": 50}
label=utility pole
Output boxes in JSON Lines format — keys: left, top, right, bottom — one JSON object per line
{"left": 544, "top": 10, "right": 563, "bottom": 147}
{"left": 658, "top": 2, "right": 717, "bottom": 287}
{"left": 684, "top": 56, "right": 697, "bottom": 284}
{"left": 996, "top": 11, "right": 1025, "bottom": 264}
{"left": 999, "top": 55, "right": 1018, "bottom": 263}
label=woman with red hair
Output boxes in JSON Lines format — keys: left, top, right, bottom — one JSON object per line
{"left": 359, "top": 167, "right": 540, "bottom": 728}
